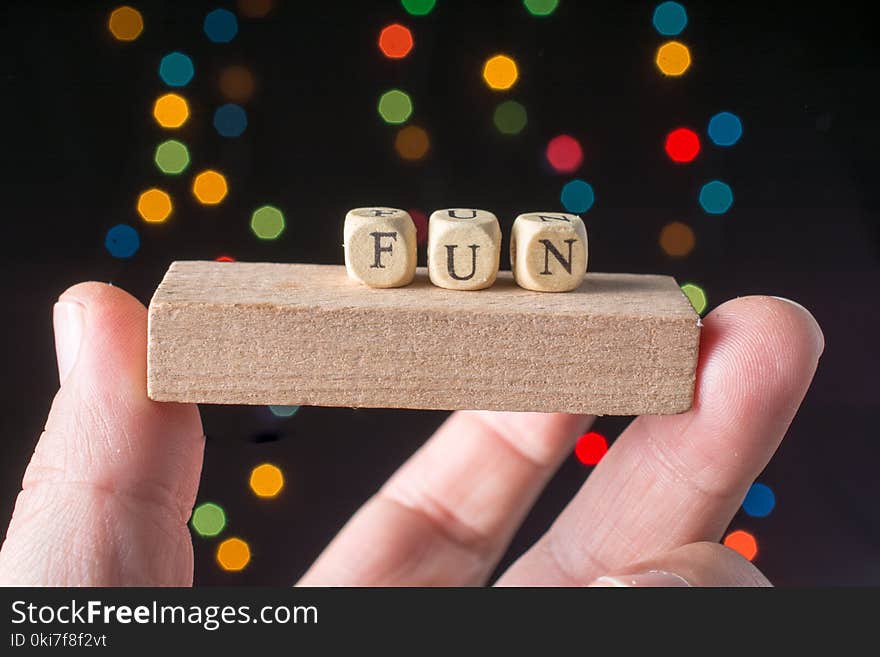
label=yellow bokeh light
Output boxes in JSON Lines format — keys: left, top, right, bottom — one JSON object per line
{"left": 656, "top": 41, "right": 691, "bottom": 76}
{"left": 249, "top": 463, "right": 284, "bottom": 498}
{"left": 192, "top": 170, "right": 228, "bottom": 205}
{"left": 659, "top": 221, "right": 695, "bottom": 257}
{"left": 153, "top": 93, "right": 189, "bottom": 129}
{"left": 137, "top": 188, "right": 172, "bottom": 223}
{"left": 216, "top": 537, "right": 251, "bottom": 571}
{"left": 482, "top": 54, "right": 519, "bottom": 90}
{"left": 108, "top": 6, "right": 143, "bottom": 42}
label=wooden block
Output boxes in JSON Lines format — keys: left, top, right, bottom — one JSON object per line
{"left": 427, "top": 208, "right": 502, "bottom": 290}
{"left": 147, "top": 261, "right": 700, "bottom": 415}
{"left": 510, "top": 212, "right": 588, "bottom": 292}
{"left": 343, "top": 207, "right": 416, "bottom": 288}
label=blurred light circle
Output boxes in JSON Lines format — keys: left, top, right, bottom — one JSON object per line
{"left": 708, "top": 111, "right": 743, "bottom": 146}
{"left": 219, "top": 65, "right": 256, "bottom": 102}
{"left": 698, "top": 180, "right": 734, "bottom": 214}
{"left": 664, "top": 127, "right": 700, "bottom": 163}
{"left": 192, "top": 170, "right": 228, "bottom": 205}
{"left": 153, "top": 93, "right": 189, "bottom": 128}
{"left": 251, "top": 205, "right": 285, "bottom": 239}
{"left": 493, "top": 100, "right": 527, "bottom": 135}
{"left": 191, "top": 502, "right": 226, "bottom": 537}
{"left": 154, "top": 139, "right": 190, "bottom": 174}
{"left": 659, "top": 221, "right": 695, "bottom": 257}
{"left": 395, "top": 125, "right": 430, "bottom": 160}
{"left": 680, "top": 282, "right": 707, "bottom": 314}
{"left": 560, "top": 179, "right": 595, "bottom": 213}
{"left": 378, "top": 89, "right": 413, "bottom": 124}
{"left": 742, "top": 483, "right": 776, "bottom": 518}
{"left": 216, "top": 537, "right": 251, "bottom": 571}
{"left": 575, "top": 432, "right": 608, "bottom": 465}
{"left": 546, "top": 134, "right": 583, "bottom": 173}
{"left": 204, "top": 8, "right": 238, "bottom": 43}
{"left": 269, "top": 405, "right": 299, "bottom": 417}
{"left": 159, "top": 52, "right": 194, "bottom": 87}
{"left": 379, "top": 24, "right": 414, "bottom": 59}
{"left": 655, "top": 41, "right": 691, "bottom": 76}
{"left": 237, "top": 0, "right": 274, "bottom": 17}
{"left": 483, "top": 54, "right": 519, "bottom": 90}
{"left": 723, "top": 530, "right": 758, "bottom": 561}
{"left": 523, "top": 0, "right": 559, "bottom": 16}
{"left": 213, "top": 103, "right": 248, "bottom": 137}
{"left": 401, "top": 0, "right": 436, "bottom": 16}
{"left": 137, "top": 188, "right": 173, "bottom": 223}
{"left": 108, "top": 6, "right": 143, "bottom": 42}
{"left": 652, "top": 1, "right": 688, "bottom": 36}
{"left": 104, "top": 224, "right": 140, "bottom": 258}
{"left": 249, "top": 463, "right": 285, "bottom": 498}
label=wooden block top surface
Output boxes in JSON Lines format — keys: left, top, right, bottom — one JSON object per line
{"left": 152, "top": 261, "right": 697, "bottom": 320}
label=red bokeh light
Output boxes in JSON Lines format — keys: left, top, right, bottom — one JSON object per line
{"left": 546, "top": 134, "right": 583, "bottom": 173}
{"left": 409, "top": 209, "right": 428, "bottom": 245}
{"left": 664, "top": 127, "right": 700, "bottom": 163}
{"left": 216, "top": 255, "right": 235, "bottom": 262}
{"left": 378, "top": 24, "right": 413, "bottom": 59}
{"left": 723, "top": 530, "right": 758, "bottom": 561}
{"left": 575, "top": 431, "right": 608, "bottom": 466}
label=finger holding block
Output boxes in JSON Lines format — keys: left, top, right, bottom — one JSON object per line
{"left": 427, "top": 208, "right": 502, "bottom": 290}
{"left": 344, "top": 207, "right": 417, "bottom": 288}
{"left": 510, "top": 212, "right": 588, "bottom": 292}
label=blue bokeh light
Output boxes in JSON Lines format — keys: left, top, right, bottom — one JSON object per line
{"left": 213, "top": 103, "right": 248, "bottom": 137}
{"left": 708, "top": 111, "right": 743, "bottom": 146}
{"left": 652, "top": 1, "right": 688, "bottom": 36}
{"left": 560, "top": 179, "right": 595, "bottom": 213}
{"left": 105, "top": 224, "right": 140, "bottom": 259}
{"left": 158, "top": 52, "right": 194, "bottom": 87}
{"left": 698, "top": 180, "right": 734, "bottom": 214}
{"left": 742, "top": 482, "right": 776, "bottom": 518}
{"left": 204, "top": 8, "right": 238, "bottom": 43}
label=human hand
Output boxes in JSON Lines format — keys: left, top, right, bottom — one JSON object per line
{"left": 0, "top": 282, "right": 823, "bottom": 586}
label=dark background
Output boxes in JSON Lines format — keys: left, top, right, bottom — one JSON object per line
{"left": 0, "top": 0, "right": 877, "bottom": 585}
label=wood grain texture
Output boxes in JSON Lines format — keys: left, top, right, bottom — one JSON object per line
{"left": 147, "top": 261, "right": 701, "bottom": 415}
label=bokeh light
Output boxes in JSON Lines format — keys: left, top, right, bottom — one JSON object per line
{"left": 409, "top": 208, "right": 428, "bottom": 244}
{"left": 249, "top": 463, "right": 284, "bottom": 498}
{"left": 698, "top": 180, "right": 734, "bottom": 214}
{"left": 742, "top": 483, "right": 776, "bottom": 518}
{"left": 664, "top": 127, "right": 700, "bottom": 163}
{"left": 104, "top": 224, "right": 140, "bottom": 258}
{"left": 204, "top": 8, "right": 238, "bottom": 43}
{"left": 652, "top": 1, "right": 688, "bottom": 36}
{"left": 216, "top": 537, "right": 251, "bottom": 571}
{"left": 523, "top": 0, "right": 559, "bottom": 16}
{"left": 379, "top": 24, "right": 414, "bottom": 59}
{"left": 681, "top": 282, "right": 707, "bottom": 314}
{"left": 137, "top": 188, "right": 172, "bottom": 223}
{"left": 192, "top": 170, "right": 228, "bottom": 205}
{"left": 268, "top": 405, "right": 299, "bottom": 418}
{"left": 575, "top": 432, "right": 608, "bottom": 466}
{"left": 483, "top": 55, "right": 519, "bottom": 90}
{"left": 237, "top": 0, "right": 274, "bottom": 18}
{"left": 159, "top": 52, "right": 194, "bottom": 87}
{"left": 153, "top": 93, "right": 189, "bottom": 128}
{"left": 659, "top": 221, "right": 695, "bottom": 257}
{"left": 251, "top": 205, "right": 285, "bottom": 239}
{"left": 216, "top": 255, "right": 236, "bottom": 262}
{"left": 723, "top": 530, "right": 758, "bottom": 561}
{"left": 108, "top": 6, "right": 143, "bottom": 42}
{"left": 546, "top": 134, "right": 583, "bottom": 173}
{"left": 214, "top": 103, "right": 248, "bottom": 137}
{"left": 655, "top": 41, "right": 691, "bottom": 76}
{"left": 708, "top": 111, "right": 743, "bottom": 146}
{"left": 395, "top": 125, "right": 430, "bottom": 160}
{"left": 401, "top": 0, "right": 436, "bottom": 16}
{"left": 378, "top": 89, "right": 413, "bottom": 124}
{"left": 219, "top": 65, "right": 256, "bottom": 102}
{"left": 154, "top": 139, "right": 190, "bottom": 175}
{"left": 560, "top": 179, "right": 595, "bottom": 213}
{"left": 191, "top": 502, "right": 227, "bottom": 537}
{"left": 493, "top": 100, "right": 527, "bottom": 135}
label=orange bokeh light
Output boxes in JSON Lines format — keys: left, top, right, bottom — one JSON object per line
{"left": 723, "top": 530, "right": 758, "bottom": 561}
{"left": 219, "top": 65, "right": 256, "bottom": 103}
{"left": 108, "top": 6, "right": 143, "bottom": 42}
{"left": 394, "top": 125, "right": 430, "bottom": 160}
{"left": 659, "top": 221, "right": 695, "bottom": 257}
{"left": 192, "top": 170, "right": 228, "bottom": 205}
{"left": 216, "top": 537, "right": 251, "bottom": 571}
{"left": 137, "top": 188, "right": 172, "bottom": 223}
{"left": 153, "top": 93, "right": 189, "bottom": 129}
{"left": 379, "top": 24, "right": 414, "bottom": 59}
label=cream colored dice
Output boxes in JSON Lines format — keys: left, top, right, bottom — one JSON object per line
{"left": 510, "top": 212, "right": 588, "bottom": 292}
{"left": 427, "top": 209, "right": 501, "bottom": 290}
{"left": 344, "top": 207, "right": 417, "bottom": 288}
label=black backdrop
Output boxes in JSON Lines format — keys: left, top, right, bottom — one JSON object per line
{"left": 0, "top": 0, "right": 877, "bottom": 585}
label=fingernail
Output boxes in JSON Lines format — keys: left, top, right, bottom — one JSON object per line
{"left": 590, "top": 570, "right": 690, "bottom": 587}
{"left": 53, "top": 300, "right": 85, "bottom": 385}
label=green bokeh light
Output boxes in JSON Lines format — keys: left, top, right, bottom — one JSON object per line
{"left": 378, "top": 89, "right": 413, "bottom": 125}
{"left": 191, "top": 502, "right": 226, "bottom": 537}
{"left": 401, "top": 0, "right": 436, "bottom": 16}
{"left": 493, "top": 100, "right": 528, "bottom": 135}
{"left": 523, "top": 0, "right": 559, "bottom": 16}
{"left": 251, "top": 205, "right": 285, "bottom": 240}
{"left": 269, "top": 405, "right": 300, "bottom": 418}
{"left": 681, "top": 282, "right": 708, "bottom": 315}
{"left": 154, "top": 139, "right": 190, "bottom": 175}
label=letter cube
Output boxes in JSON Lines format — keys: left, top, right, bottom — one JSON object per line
{"left": 510, "top": 212, "right": 588, "bottom": 292}
{"left": 344, "top": 207, "right": 417, "bottom": 288}
{"left": 427, "top": 208, "right": 502, "bottom": 290}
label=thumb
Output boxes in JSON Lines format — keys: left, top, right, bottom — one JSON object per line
{"left": 0, "top": 282, "right": 204, "bottom": 585}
